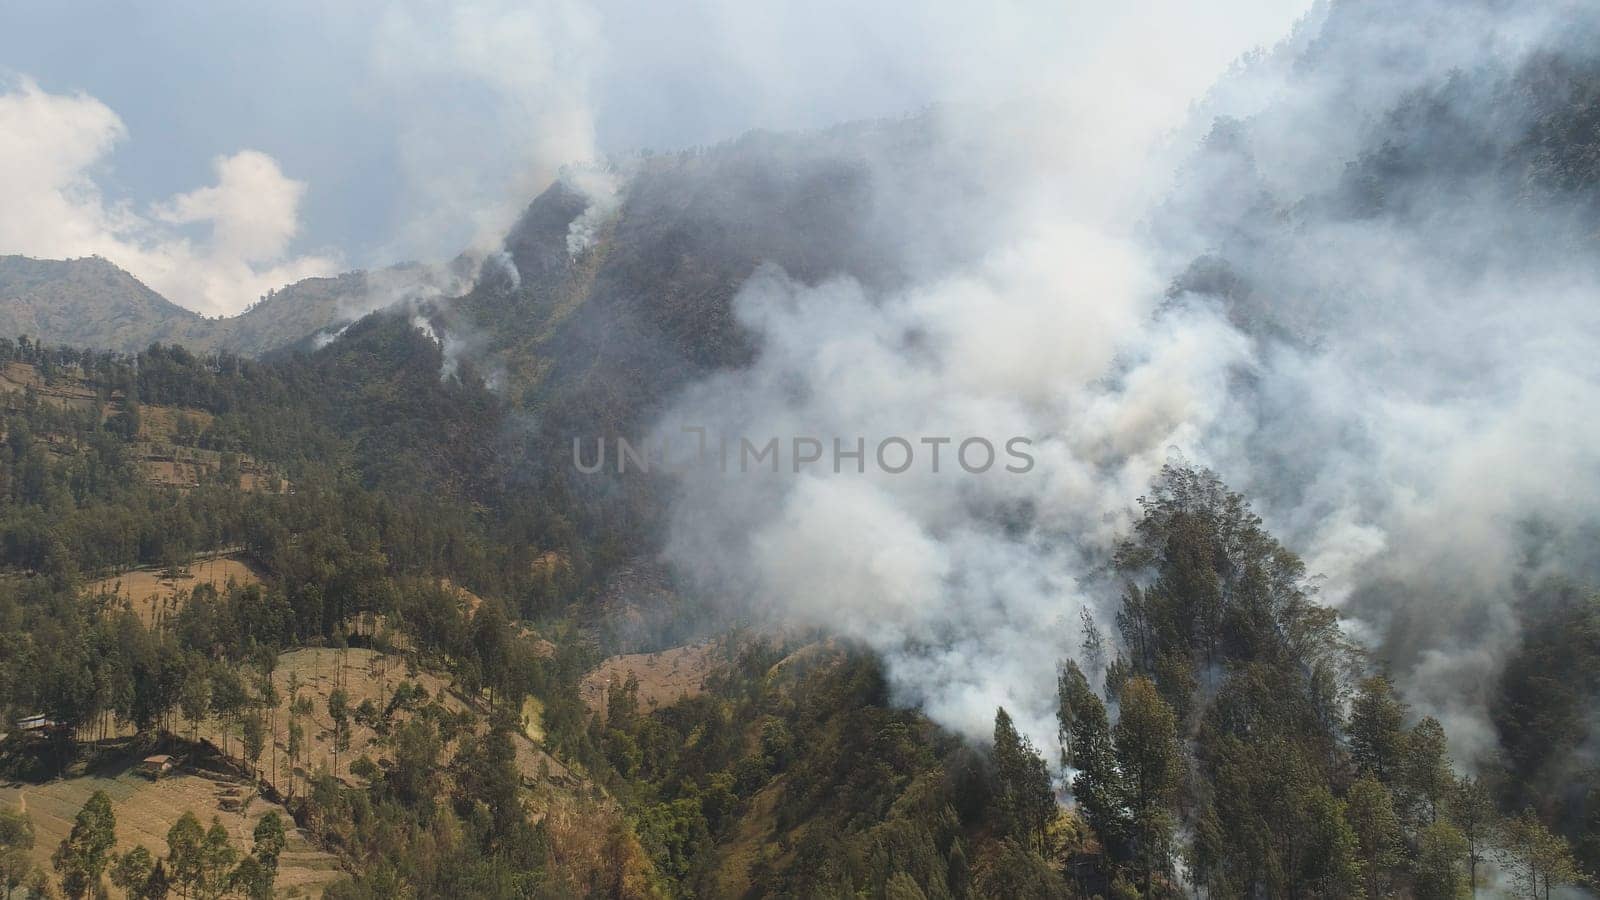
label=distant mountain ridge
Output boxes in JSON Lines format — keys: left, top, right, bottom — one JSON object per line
{"left": 0, "top": 254, "right": 365, "bottom": 355}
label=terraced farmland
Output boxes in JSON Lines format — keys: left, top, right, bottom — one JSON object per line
{"left": 0, "top": 754, "right": 343, "bottom": 897}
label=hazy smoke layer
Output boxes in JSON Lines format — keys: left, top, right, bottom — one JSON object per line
{"left": 372, "top": 0, "right": 606, "bottom": 260}
{"left": 655, "top": 0, "right": 1600, "bottom": 758}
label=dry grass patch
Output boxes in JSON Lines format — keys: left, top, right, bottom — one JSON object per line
{"left": 0, "top": 756, "right": 342, "bottom": 897}
{"left": 0, "top": 362, "right": 99, "bottom": 412}
{"left": 139, "top": 455, "right": 210, "bottom": 488}
{"left": 258, "top": 648, "right": 448, "bottom": 787}
{"left": 580, "top": 641, "right": 721, "bottom": 721}
{"left": 236, "top": 648, "right": 575, "bottom": 794}
{"left": 131, "top": 443, "right": 287, "bottom": 493}
{"left": 135, "top": 405, "right": 215, "bottom": 443}
{"left": 88, "top": 554, "right": 262, "bottom": 628}
{"left": 438, "top": 578, "right": 487, "bottom": 614}
{"left": 709, "top": 775, "right": 793, "bottom": 898}
{"left": 536, "top": 791, "right": 659, "bottom": 898}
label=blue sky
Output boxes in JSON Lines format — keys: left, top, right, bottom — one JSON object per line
{"left": 0, "top": 0, "right": 1310, "bottom": 314}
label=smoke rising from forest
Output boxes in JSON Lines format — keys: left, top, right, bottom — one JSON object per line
{"left": 652, "top": 0, "right": 1600, "bottom": 761}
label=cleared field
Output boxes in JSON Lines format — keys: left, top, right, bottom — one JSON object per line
{"left": 138, "top": 454, "right": 213, "bottom": 489}
{"left": 231, "top": 647, "right": 574, "bottom": 793}
{"left": 0, "top": 362, "right": 46, "bottom": 392}
{"left": 135, "top": 404, "right": 215, "bottom": 443}
{"left": 580, "top": 641, "right": 721, "bottom": 721}
{"left": 0, "top": 362, "right": 99, "bottom": 412}
{"left": 88, "top": 554, "right": 263, "bottom": 628}
{"left": 0, "top": 755, "right": 343, "bottom": 897}
{"left": 132, "top": 443, "right": 288, "bottom": 493}
{"left": 263, "top": 648, "right": 449, "bottom": 784}
{"left": 239, "top": 471, "right": 285, "bottom": 493}
{"left": 0, "top": 365, "right": 290, "bottom": 495}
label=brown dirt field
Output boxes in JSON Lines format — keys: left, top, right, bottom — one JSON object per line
{"left": 132, "top": 443, "right": 288, "bottom": 494}
{"left": 0, "top": 380, "right": 295, "bottom": 497}
{"left": 0, "top": 645, "right": 635, "bottom": 896}
{"left": 0, "top": 362, "right": 99, "bottom": 412}
{"left": 262, "top": 648, "right": 452, "bottom": 785}
{"left": 0, "top": 758, "right": 343, "bottom": 897}
{"left": 88, "top": 555, "right": 262, "bottom": 628}
{"left": 580, "top": 641, "right": 721, "bottom": 721}
{"left": 228, "top": 648, "right": 574, "bottom": 794}
{"left": 135, "top": 404, "right": 215, "bottom": 443}
{"left": 239, "top": 471, "right": 287, "bottom": 493}
{"left": 140, "top": 456, "right": 208, "bottom": 488}
{"left": 0, "top": 362, "right": 45, "bottom": 391}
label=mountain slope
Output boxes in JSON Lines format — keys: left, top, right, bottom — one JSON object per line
{"left": 0, "top": 255, "right": 212, "bottom": 351}
{"left": 0, "top": 254, "right": 363, "bottom": 355}
{"left": 425, "top": 114, "right": 1015, "bottom": 578}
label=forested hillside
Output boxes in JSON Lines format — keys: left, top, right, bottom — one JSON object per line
{"left": 0, "top": 328, "right": 1592, "bottom": 898}
{"left": 4, "top": 0, "right": 1600, "bottom": 897}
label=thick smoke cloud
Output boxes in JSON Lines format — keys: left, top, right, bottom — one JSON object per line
{"left": 0, "top": 78, "right": 336, "bottom": 316}
{"left": 657, "top": 241, "right": 1247, "bottom": 745}
{"left": 371, "top": 0, "right": 606, "bottom": 260}
{"left": 652, "top": 158, "right": 1253, "bottom": 747}
{"left": 653, "top": 0, "right": 1600, "bottom": 763}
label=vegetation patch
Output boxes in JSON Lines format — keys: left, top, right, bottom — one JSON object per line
{"left": 88, "top": 554, "right": 263, "bottom": 629}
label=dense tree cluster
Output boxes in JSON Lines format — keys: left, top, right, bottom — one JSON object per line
{"left": 1034, "top": 465, "right": 1590, "bottom": 897}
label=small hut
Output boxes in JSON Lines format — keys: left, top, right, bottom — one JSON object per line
{"left": 136, "top": 755, "right": 175, "bottom": 779}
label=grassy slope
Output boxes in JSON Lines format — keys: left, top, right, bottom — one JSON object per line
{"left": 0, "top": 753, "right": 342, "bottom": 898}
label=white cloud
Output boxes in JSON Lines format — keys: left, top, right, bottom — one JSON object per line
{"left": 154, "top": 150, "right": 305, "bottom": 264}
{"left": 0, "top": 77, "right": 336, "bottom": 316}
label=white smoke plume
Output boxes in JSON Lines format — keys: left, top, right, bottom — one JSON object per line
{"left": 371, "top": 0, "right": 605, "bottom": 261}
{"left": 563, "top": 164, "right": 623, "bottom": 258}
{"left": 655, "top": 201, "right": 1250, "bottom": 747}
{"left": 485, "top": 250, "right": 522, "bottom": 290}
{"left": 311, "top": 323, "right": 350, "bottom": 350}
{"left": 653, "top": 0, "right": 1600, "bottom": 763}
{"left": 408, "top": 313, "right": 474, "bottom": 379}
{"left": 337, "top": 262, "right": 475, "bottom": 323}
